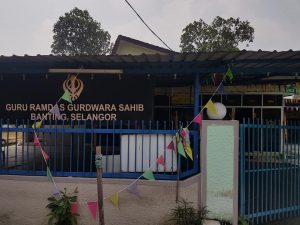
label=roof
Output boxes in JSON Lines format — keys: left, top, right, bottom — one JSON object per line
{"left": 111, "top": 35, "right": 176, "bottom": 55}
{"left": 0, "top": 51, "right": 300, "bottom": 85}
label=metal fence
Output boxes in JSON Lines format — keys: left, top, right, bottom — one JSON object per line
{"left": 0, "top": 119, "right": 199, "bottom": 180}
{"left": 240, "top": 119, "right": 300, "bottom": 224}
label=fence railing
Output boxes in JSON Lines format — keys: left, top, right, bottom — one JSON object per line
{"left": 0, "top": 119, "right": 199, "bottom": 180}
{"left": 240, "top": 119, "right": 300, "bottom": 224}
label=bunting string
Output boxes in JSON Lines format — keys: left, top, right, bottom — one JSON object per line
{"left": 31, "top": 68, "right": 83, "bottom": 197}
{"left": 102, "top": 74, "right": 230, "bottom": 207}
{"left": 103, "top": 161, "right": 157, "bottom": 200}
{"left": 34, "top": 130, "right": 61, "bottom": 195}
{"left": 184, "top": 77, "right": 225, "bottom": 129}
{"left": 32, "top": 67, "right": 83, "bottom": 127}
{"left": 30, "top": 67, "right": 232, "bottom": 218}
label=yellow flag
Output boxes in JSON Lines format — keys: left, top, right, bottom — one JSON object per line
{"left": 110, "top": 192, "right": 119, "bottom": 208}
{"left": 175, "top": 132, "right": 180, "bottom": 143}
{"left": 32, "top": 120, "right": 42, "bottom": 129}
{"left": 185, "top": 143, "right": 193, "bottom": 161}
{"left": 205, "top": 100, "right": 217, "bottom": 114}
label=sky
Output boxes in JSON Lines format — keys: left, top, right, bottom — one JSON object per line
{"left": 0, "top": 0, "right": 299, "bottom": 55}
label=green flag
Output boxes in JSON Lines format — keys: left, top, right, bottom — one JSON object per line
{"left": 47, "top": 167, "right": 53, "bottom": 181}
{"left": 61, "top": 90, "right": 72, "bottom": 103}
{"left": 225, "top": 68, "right": 234, "bottom": 82}
{"left": 143, "top": 170, "right": 155, "bottom": 180}
{"left": 177, "top": 142, "right": 187, "bottom": 158}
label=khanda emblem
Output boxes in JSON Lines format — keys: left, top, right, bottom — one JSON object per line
{"left": 63, "top": 75, "right": 84, "bottom": 101}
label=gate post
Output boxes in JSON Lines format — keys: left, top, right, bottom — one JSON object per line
{"left": 239, "top": 123, "right": 245, "bottom": 216}
{"left": 95, "top": 146, "right": 105, "bottom": 225}
{"left": 200, "top": 120, "right": 239, "bottom": 225}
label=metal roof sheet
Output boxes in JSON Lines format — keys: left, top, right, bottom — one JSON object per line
{"left": 0, "top": 51, "right": 299, "bottom": 64}
{"left": 0, "top": 51, "right": 299, "bottom": 85}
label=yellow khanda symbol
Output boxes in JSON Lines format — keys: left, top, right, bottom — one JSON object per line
{"left": 63, "top": 75, "right": 84, "bottom": 101}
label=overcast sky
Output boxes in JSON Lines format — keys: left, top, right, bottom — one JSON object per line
{"left": 0, "top": 0, "right": 299, "bottom": 55}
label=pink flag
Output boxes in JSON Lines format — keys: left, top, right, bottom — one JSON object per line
{"left": 87, "top": 201, "right": 98, "bottom": 220}
{"left": 156, "top": 154, "right": 165, "bottom": 165}
{"left": 70, "top": 202, "right": 79, "bottom": 215}
{"left": 193, "top": 113, "right": 203, "bottom": 125}
{"left": 42, "top": 150, "right": 49, "bottom": 161}
{"left": 156, "top": 154, "right": 166, "bottom": 170}
{"left": 34, "top": 135, "right": 40, "bottom": 146}
{"left": 181, "top": 128, "right": 186, "bottom": 137}
{"left": 167, "top": 141, "right": 174, "bottom": 151}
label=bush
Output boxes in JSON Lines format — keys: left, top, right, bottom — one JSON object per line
{"left": 169, "top": 199, "right": 208, "bottom": 225}
{"left": 46, "top": 187, "right": 79, "bottom": 225}
{"left": 238, "top": 216, "right": 249, "bottom": 225}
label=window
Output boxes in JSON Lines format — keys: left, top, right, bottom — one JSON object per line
{"left": 154, "top": 95, "right": 169, "bottom": 106}
{"left": 243, "top": 94, "right": 262, "bottom": 106}
{"left": 263, "top": 94, "right": 282, "bottom": 106}
{"left": 222, "top": 95, "right": 242, "bottom": 106}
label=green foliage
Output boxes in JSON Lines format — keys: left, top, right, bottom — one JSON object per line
{"left": 46, "top": 187, "right": 79, "bottom": 225}
{"left": 238, "top": 216, "right": 249, "bottom": 225}
{"left": 211, "top": 216, "right": 249, "bottom": 225}
{"left": 169, "top": 199, "right": 208, "bottom": 225}
{"left": 218, "top": 219, "right": 232, "bottom": 225}
{"left": 180, "top": 16, "right": 254, "bottom": 52}
{"left": 51, "top": 7, "right": 112, "bottom": 55}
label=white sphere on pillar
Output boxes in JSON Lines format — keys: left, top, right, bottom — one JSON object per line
{"left": 207, "top": 102, "right": 227, "bottom": 120}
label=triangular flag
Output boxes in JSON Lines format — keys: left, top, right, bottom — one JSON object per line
{"left": 32, "top": 120, "right": 42, "bottom": 129}
{"left": 185, "top": 128, "right": 190, "bottom": 144}
{"left": 185, "top": 143, "right": 193, "bottom": 161}
{"left": 193, "top": 113, "right": 203, "bottom": 125}
{"left": 143, "top": 170, "right": 155, "bottom": 180}
{"left": 42, "top": 150, "right": 49, "bottom": 161}
{"left": 46, "top": 167, "right": 53, "bottom": 181}
{"left": 225, "top": 68, "right": 234, "bottom": 82}
{"left": 52, "top": 187, "right": 60, "bottom": 196}
{"left": 175, "top": 132, "right": 180, "bottom": 143}
{"left": 181, "top": 128, "right": 186, "bottom": 138}
{"left": 205, "top": 99, "right": 217, "bottom": 114}
{"left": 217, "top": 83, "right": 225, "bottom": 94}
{"left": 167, "top": 141, "right": 174, "bottom": 151}
{"left": 156, "top": 155, "right": 166, "bottom": 169}
{"left": 34, "top": 134, "right": 40, "bottom": 146}
{"left": 61, "top": 90, "right": 72, "bottom": 104}
{"left": 87, "top": 201, "right": 98, "bottom": 220}
{"left": 127, "top": 183, "right": 140, "bottom": 197}
{"left": 109, "top": 192, "right": 119, "bottom": 208}
{"left": 49, "top": 104, "right": 62, "bottom": 120}
{"left": 70, "top": 202, "right": 79, "bottom": 215}
{"left": 177, "top": 141, "right": 187, "bottom": 158}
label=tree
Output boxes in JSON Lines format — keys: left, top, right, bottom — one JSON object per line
{"left": 180, "top": 16, "right": 254, "bottom": 52}
{"left": 51, "top": 7, "right": 112, "bottom": 55}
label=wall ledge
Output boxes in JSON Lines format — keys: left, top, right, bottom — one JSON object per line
{"left": 0, "top": 173, "right": 200, "bottom": 187}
